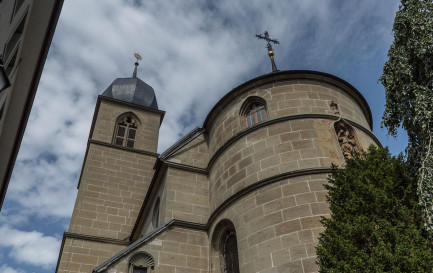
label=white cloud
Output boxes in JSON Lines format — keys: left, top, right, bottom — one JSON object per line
{"left": 0, "top": 226, "right": 61, "bottom": 268}
{"left": 0, "top": 265, "right": 25, "bottom": 273}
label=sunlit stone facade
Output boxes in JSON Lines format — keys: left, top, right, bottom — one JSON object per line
{"left": 56, "top": 70, "right": 380, "bottom": 273}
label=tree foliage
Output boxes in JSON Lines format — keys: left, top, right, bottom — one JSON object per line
{"left": 379, "top": 0, "right": 433, "bottom": 236}
{"left": 316, "top": 147, "right": 433, "bottom": 273}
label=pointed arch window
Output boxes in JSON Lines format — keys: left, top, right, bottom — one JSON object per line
{"left": 240, "top": 97, "right": 267, "bottom": 128}
{"left": 114, "top": 114, "right": 138, "bottom": 148}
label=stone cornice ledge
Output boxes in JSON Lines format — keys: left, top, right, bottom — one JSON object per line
{"left": 76, "top": 139, "right": 159, "bottom": 189}
{"left": 54, "top": 232, "right": 129, "bottom": 273}
{"left": 206, "top": 167, "right": 333, "bottom": 227}
{"left": 165, "top": 161, "right": 207, "bottom": 174}
{"left": 89, "top": 139, "right": 159, "bottom": 157}
{"left": 207, "top": 114, "right": 381, "bottom": 172}
{"left": 64, "top": 231, "right": 130, "bottom": 245}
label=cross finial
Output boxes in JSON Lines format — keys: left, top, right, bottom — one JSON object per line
{"left": 133, "top": 53, "right": 142, "bottom": 78}
{"left": 256, "top": 30, "right": 280, "bottom": 72}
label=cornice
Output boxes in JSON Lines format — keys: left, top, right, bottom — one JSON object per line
{"left": 206, "top": 114, "right": 381, "bottom": 172}
{"left": 206, "top": 167, "right": 332, "bottom": 227}
{"left": 76, "top": 139, "right": 158, "bottom": 189}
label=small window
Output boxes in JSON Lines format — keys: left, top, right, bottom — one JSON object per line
{"left": 245, "top": 103, "right": 267, "bottom": 127}
{"left": 240, "top": 96, "right": 268, "bottom": 128}
{"left": 114, "top": 114, "right": 138, "bottom": 148}
{"left": 133, "top": 268, "right": 147, "bottom": 273}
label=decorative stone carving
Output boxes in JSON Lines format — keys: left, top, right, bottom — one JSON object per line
{"left": 119, "top": 115, "right": 138, "bottom": 129}
{"left": 330, "top": 101, "right": 340, "bottom": 114}
{"left": 129, "top": 251, "right": 155, "bottom": 269}
{"left": 334, "top": 119, "right": 362, "bottom": 158}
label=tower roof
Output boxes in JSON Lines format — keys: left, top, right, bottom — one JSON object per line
{"left": 101, "top": 77, "right": 158, "bottom": 109}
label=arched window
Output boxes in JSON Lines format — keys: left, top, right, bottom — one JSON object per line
{"left": 220, "top": 230, "right": 240, "bottom": 273}
{"left": 211, "top": 219, "right": 240, "bottom": 273}
{"left": 114, "top": 113, "right": 139, "bottom": 148}
{"left": 129, "top": 252, "right": 155, "bottom": 273}
{"left": 240, "top": 96, "right": 267, "bottom": 128}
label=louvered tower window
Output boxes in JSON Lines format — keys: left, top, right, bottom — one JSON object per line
{"left": 114, "top": 115, "right": 138, "bottom": 148}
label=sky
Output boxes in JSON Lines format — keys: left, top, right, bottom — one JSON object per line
{"left": 0, "top": 0, "right": 404, "bottom": 272}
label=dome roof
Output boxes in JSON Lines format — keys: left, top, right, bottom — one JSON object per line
{"left": 102, "top": 77, "right": 158, "bottom": 109}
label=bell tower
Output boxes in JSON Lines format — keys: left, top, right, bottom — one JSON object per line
{"left": 56, "top": 59, "right": 165, "bottom": 273}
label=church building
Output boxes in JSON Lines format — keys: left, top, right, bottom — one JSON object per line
{"left": 55, "top": 56, "right": 380, "bottom": 272}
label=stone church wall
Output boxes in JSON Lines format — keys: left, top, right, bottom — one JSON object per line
{"left": 207, "top": 80, "right": 370, "bottom": 156}
{"left": 208, "top": 119, "right": 345, "bottom": 212}
{"left": 164, "top": 168, "right": 209, "bottom": 224}
{"left": 57, "top": 237, "right": 126, "bottom": 273}
{"left": 57, "top": 71, "right": 379, "bottom": 273}
{"left": 166, "top": 134, "right": 210, "bottom": 169}
{"left": 92, "top": 99, "right": 162, "bottom": 153}
{"left": 69, "top": 144, "right": 156, "bottom": 239}
{"left": 208, "top": 173, "right": 328, "bottom": 273}
{"left": 109, "top": 227, "right": 209, "bottom": 273}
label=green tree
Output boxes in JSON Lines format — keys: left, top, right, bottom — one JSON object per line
{"left": 316, "top": 147, "right": 433, "bottom": 272}
{"left": 379, "top": 0, "right": 433, "bottom": 236}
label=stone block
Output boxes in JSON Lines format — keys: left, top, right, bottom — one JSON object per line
{"left": 289, "top": 244, "right": 307, "bottom": 260}
{"left": 302, "top": 257, "right": 319, "bottom": 273}
{"left": 275, "top": 219, "right": 302, "bottom": 236}
{"left": 295, "top": 192, "right": 317, "bottom": 205}
{"left": 300, "top": 216, "right": 322, "bottom": 229}
{"left": 282, "top": 182, "right": 310, "bottom": 197}
{"left": 282, "top": 204, "right": 312, "bottom": 221}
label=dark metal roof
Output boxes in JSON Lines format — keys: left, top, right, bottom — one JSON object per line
{"left": 102, "top": 77, "right": 158, "bottom": 109}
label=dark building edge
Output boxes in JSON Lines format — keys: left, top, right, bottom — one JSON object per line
{"left": 0, "top": 0, "right": 65, "bottom": 210}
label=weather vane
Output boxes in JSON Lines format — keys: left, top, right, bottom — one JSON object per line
{"left": 256, "top": 31, "right": 280, "bottom": 72}
{"left": 133, "top": 53, "right": 142, "bottom": 78}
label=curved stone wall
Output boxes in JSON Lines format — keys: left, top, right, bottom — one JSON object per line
{"left": 207, "top": 79, "right": 371, "bottom": 156}
{"left": 205, "top": 71, "right": 379, "bottom": 273}
{"left": 209, "top": 173, "right": 329, "bottom": 273}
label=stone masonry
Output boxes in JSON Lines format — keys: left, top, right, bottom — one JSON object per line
{"left": 56, "top": 70, "right": 380, "bottom": 273}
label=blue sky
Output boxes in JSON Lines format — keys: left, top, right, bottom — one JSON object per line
{"left": 0, "top": 1, "right": 403, "bottom": 272}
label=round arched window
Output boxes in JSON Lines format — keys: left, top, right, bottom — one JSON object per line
{"left": 240, "top": 97, "right": 268, "bottom": 128}
{"left": 220, "top": 230, "right": 240, "bottom": 273}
